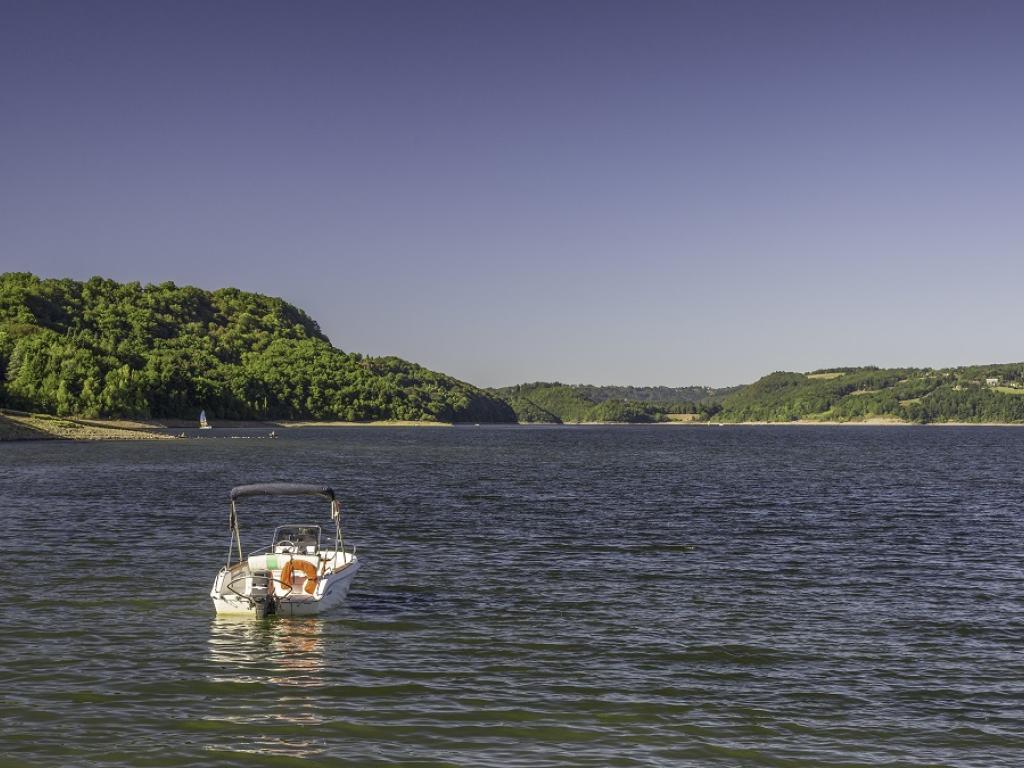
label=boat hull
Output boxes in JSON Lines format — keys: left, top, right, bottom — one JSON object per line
{"left": 211, "top": 560, "right": 360, "bottom": 617}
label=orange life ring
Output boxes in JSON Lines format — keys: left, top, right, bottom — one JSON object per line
{"left": 280, "top": 559, "right": 319, "bottom": 595}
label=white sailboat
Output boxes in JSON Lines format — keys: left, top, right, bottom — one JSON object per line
{"left": 199, "top": 410, "right": 212, "bottom": 429}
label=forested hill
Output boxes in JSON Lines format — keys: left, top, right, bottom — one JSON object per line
{"left": 494, "top": 382, "right": 732, "bottom": 423}
{"left": 710, "top": 365, "right": 1024, "bottom": 423}
{"left": 0, "top": 273, "right": 515, "bottom": 422}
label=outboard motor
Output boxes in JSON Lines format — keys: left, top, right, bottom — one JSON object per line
{"left": 255, "top": 593, "right": 277, "bottom": 619}
{"left": 250, "top": 570, "right": 276, "bottom": 618}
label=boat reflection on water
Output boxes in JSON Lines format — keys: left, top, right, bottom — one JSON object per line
{"left": 205, "top": 617, "right": 330, "bottom": 759}
{"left": 208, "top": 615, "right": 327, "bottom": 685}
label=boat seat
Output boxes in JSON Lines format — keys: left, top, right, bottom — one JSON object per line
{"left": 248, "top": 553, "right": 320, "bottom": 572}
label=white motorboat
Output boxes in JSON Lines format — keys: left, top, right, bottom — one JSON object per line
{"left": 210, "top": 483, "right": 361, "bottom": 617}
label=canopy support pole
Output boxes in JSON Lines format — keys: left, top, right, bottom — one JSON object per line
{"left": 228, "top": 500, "right": 243, "bottom": 566}
{"left": 332, "top": 500, "right": 344, "bottom": 555}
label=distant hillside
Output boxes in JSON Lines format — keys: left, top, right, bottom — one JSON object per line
{"left": 711, "top": 365, "right": 1024, "bottom": 423}
{"left": 497, "top": 366, "right": 1024, "bottom": 425}
{"left": 573, "top": 384, "right": 743, "bottom": 404}
{"left": 494, "top": 382, "right": 732, "bottom": 423}
{"left": 0, "top": 273, "right": 516, "bottom": 422}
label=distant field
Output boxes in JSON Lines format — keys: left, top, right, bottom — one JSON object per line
{"left": 664, "top": 413, "right": 700, "bottom": 422}
{"left": 807, "top": 372, "right": 844, "bottom": 380}
{"left": 992, "top": 386, "right": 1024, "bottom": 396}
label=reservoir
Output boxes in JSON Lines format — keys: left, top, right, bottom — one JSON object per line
{"left": 1, "top": 425, "right": 1022, "bottom": 766}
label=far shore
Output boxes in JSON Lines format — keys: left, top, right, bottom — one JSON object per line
{"left": 7, "top": 410, "right": 1024, "bottom": 441}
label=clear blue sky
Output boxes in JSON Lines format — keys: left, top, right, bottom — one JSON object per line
{"left": 2, "top": 1, "right": 1021, "bottom": 387}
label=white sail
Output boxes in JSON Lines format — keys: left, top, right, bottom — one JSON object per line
{"left": 199, "top": 410, "right": 211, "bottom": 429}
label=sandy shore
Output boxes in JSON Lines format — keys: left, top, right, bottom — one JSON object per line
{"left": 651, "top": 420, "right": 903, "bottom": 427}
{"left": 0, "top": 412, "right": 175, "bottom": 441}
{"left": 134, "top": 417, "right": 452, "bottom": 429}
{"left": 703, "top": 419, "right": 1024, "bottom": 427}
{"left": 281, "top": 420, "right": 451, "bottom": 428}
{"left": 143, "top": 419, "right": 451, "bottom": 428}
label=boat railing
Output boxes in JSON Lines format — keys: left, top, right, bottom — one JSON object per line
{"left": 322, "top": 537, "right": 357, "bottom": 561}
{"left": 224, "top": 573, "right": 294, "bottom": 602}
{"left": 244, "top": 540, "right": 355, "bottom": 559}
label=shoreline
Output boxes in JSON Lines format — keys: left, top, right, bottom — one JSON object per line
{"left": 132, "top": 417, "right": 453, "bottom": 429}
{"left": 0, "top": 411, "right": 460, "bottom": 440}
{"left": 7, "top": 411, "right": 1024, "bottom": 442}
{"left": 278, "top": 420, "right": 451, "bottom": 428}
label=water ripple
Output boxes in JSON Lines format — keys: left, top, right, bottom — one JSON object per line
{"left": 2, "top": 425, "right": 1023, "bottom": 766}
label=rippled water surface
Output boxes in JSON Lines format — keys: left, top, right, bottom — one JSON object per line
{"left": 2, "top": 425, "right": 1024, "bottom": 767}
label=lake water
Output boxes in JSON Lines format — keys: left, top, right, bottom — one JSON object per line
{"left": 1, "top": 425, "right": 1023, "bottom": 767}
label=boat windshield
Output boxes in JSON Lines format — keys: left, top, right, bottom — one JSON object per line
{"left": 272, "top": 525, "right": 321, "bottom": 555}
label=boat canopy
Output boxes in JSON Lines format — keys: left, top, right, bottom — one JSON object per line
{"left": 229, "top": 483, "right": 336, "bottom": 501}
